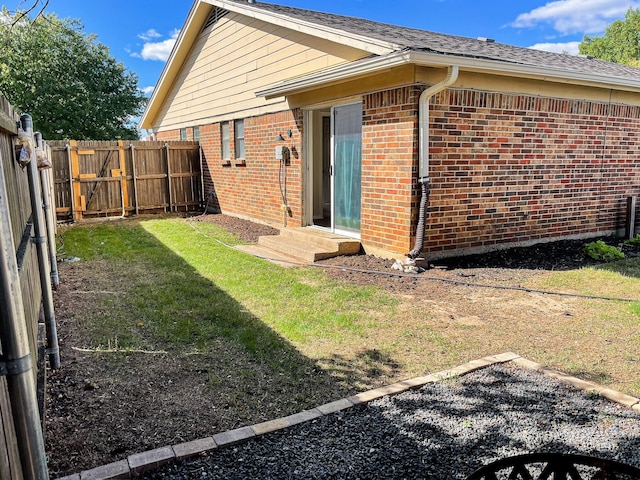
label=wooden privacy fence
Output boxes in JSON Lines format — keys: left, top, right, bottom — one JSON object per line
{"left": 49, "top": 140, "right": 202, "bottom": 221}
{"left": 0, "top": 96, "right": 55, "bottom": 479}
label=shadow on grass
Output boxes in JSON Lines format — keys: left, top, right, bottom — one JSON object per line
{"left": 318, "top": 349, "right": 403, "bottom": 390}
{"left": 593, "top": 254, "right": 640, "bottom": 281}
{"left": 49, "top": 220, "right": 372, "bottom": 475}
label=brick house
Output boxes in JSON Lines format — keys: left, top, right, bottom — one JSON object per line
{"left": 140, "top": 0, "right": 640, "bottom": 260}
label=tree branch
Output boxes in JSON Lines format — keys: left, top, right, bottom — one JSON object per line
{"left": 10, "top": 0, "right": 50, "bottom": 26}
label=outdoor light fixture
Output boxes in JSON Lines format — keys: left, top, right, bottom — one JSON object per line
{"left": 275, "top": 130, "right": 292, "bottom": 141}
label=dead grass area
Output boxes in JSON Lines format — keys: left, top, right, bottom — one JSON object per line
{"left": 46, "top": 214, "right": 640, "bottom": 477}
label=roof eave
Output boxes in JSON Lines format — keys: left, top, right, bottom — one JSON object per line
{"left": 256, "top": 50, "right": 640, "bottom": 99}
{"left": 256, "top": 51, "right": 414, "bottom": 99}
{"left": 414, "top": 51, "right": 640, "bottom": 93}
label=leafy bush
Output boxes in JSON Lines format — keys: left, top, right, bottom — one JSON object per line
{"left": 584, "top": 240, "right": 625, "bottom": 261}
{"left": 625, "top": 234, "right": 640, "bottom": 246}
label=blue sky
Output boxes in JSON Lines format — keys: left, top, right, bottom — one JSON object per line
{"left": 6, "top": 0, "right": 640, "bottom": 94}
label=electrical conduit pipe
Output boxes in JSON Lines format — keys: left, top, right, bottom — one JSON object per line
{"left": 408, "top": 65, "right": 459, "bottom": 259}
{"left": 22, "top": 115, "right": 60, "bottom": 369}
{"left": 35, "top": 132, "right": 60, "bottom": 289}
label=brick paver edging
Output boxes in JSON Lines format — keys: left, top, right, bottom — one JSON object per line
{"left": 55, "top": 352, "right": 640, "bottom": 480}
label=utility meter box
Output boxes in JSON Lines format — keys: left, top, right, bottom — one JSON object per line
{"left": 275, "top": 145, "right": 284, "bottom": 160}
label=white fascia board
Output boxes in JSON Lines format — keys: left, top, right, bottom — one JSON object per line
{"left": 205, "top": 0, "right": 399, "bottom": 56}
{"left": 409, "top": 51, "right": 640, "bottom": 92}
{"left": 256, "top": 50, "right": 640, "bottom": 99}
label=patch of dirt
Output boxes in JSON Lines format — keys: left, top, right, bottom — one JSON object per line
{"left": 190, "top": 213, "right": 279, "bottom": 243}
{"left": 46, "top": 214, "right": 640, "bottom": 477}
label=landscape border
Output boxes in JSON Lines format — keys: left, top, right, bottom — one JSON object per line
{"left": 55, "top": 352, "right": 640, "bottom": 480}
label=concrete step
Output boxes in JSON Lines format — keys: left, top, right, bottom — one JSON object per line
{"left": 257, "top": 228, "right": 361, "bottom": 262}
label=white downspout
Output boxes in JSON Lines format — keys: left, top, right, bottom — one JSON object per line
{"left": 408, "top": 65, "right": 459, "bottom": 259}
{"left": 418, "top": 65, "right": 459, "bottom": 182}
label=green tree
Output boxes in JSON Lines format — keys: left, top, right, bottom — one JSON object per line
{"left": 0, "top": 9, "right": 146, "bottom": 140}
{"left": 579, "top": 8, "right": 640, "bottom": 67}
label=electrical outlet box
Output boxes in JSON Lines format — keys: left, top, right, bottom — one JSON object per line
{"left": 275, "top": 145, "right": 284, "bottom": 160}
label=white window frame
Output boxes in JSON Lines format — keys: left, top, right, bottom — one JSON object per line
{"left": 221, "top": 122, "right": 230, "bottom": 160}
{"left": 234, "top": 119, "right": 245, "bottom": 160}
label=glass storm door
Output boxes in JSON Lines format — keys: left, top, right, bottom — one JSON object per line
{"left": 332, "top": 103, "right": 362, "bottom": 235}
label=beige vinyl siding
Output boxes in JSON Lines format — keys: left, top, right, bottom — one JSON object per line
{"left": 154, "top": 13, "right": 369, "bottom": 131}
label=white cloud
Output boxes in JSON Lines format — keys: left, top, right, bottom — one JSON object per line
{"left": 132, "top": 29, "right": 180, "bottom": 62}
{"left": 513, "top": 0, "right": 640, "bottom": 35}
{"left": 141, "top": 86, "right": 155, "bottom": 95}
{"left": 529, "top": 41, "right": 581, "bottom": 54}
{"left": 138, "top": 29, "right": 162, "bottom": 41}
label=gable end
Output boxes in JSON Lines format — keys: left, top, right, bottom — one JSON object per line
{"left": 203, "top": 7, "right": 229, "bottom": 31}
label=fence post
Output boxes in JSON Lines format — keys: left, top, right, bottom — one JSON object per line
{"left": 68, "top": 140, "right": 82, "bottom": 221}
{"left": 117, "top": 140, "right": 129, "bottom": 217}
{"left": 165, "top": 143, "right": 173, "bottom": 212}
{"left": 21, "top": 115, "right": 60, "bottom": 370}
{"left": 199, "top": 144, "right": 205, "bottom": 211}
{"left": 130, "top": 144, "right": 139, "bottom": 216}
{"left": 0, "top": 119, "right": 49, "bottom": 480}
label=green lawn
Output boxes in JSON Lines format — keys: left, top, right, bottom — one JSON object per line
{"left": 57, "top": 217, "right": 640, "bottom": 396}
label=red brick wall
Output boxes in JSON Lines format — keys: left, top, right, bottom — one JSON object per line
{"left": 426, "top": 89, "right": 640, "bottom": 256}
{"left": 156, "top": 130, "right": 180, "bottom": 141}
{"left": 361, "top": 86, "right": 421, "bottom": 254}
{"left": 168, "top": 110, "right": 304, "bottom": 227}
{"left": 156, "top": 86, "right": 640, "bottom": 258}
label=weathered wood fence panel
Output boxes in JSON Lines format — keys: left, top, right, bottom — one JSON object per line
{"left": 0, "top": 96, "right": 52, "bottom": 479}
{"left": 49, "top": 140, "right": 201, "bottom": 221}
{"left": 0, "top": 97, "right": 25, "bottom": 480}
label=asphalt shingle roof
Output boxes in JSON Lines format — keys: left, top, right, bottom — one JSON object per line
{"left": 232, "top": 0, "right": 640, "bottom": 82}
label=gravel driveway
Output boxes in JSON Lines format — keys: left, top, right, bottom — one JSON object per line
{"left": 141, "top": 362, "right": 640, "bottom": 479}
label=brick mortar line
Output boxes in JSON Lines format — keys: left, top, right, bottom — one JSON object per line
{"left": 57, "top": 351, "right": 640, "bottom": 480}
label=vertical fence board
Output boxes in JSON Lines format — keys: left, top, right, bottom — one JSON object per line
{"left": 1, "top": 96, "right": 49, "bottom": 479}
{"left": 49, "top": 140, "right": 200, "bottom": 220}
{"left": 0, "top": 379, "right": 22, "bottom": 480}
{"left": 0, "top": 106, "right": 24, "bottom": 480}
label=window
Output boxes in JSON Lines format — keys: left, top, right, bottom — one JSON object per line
{"left": 180, "top": 128, "right": 187, "bottom": 141}
{"left": 193, "top": 126, "right": 200, "bottom": 141}
{"left": 221, "top": 122, "right": 230, "bottom": 160}
{"left": 234, "top": 119, "right": 245, "bottom": 160}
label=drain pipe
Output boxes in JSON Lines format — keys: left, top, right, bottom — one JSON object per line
{"left": 35, "top": 132, "right": 59, "bottom": 289}
{"left": 21, "top": 115, "right": 60, "bottom": 369}
{"left": 408, "top": 65, "right": 459, "bottom": 260}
